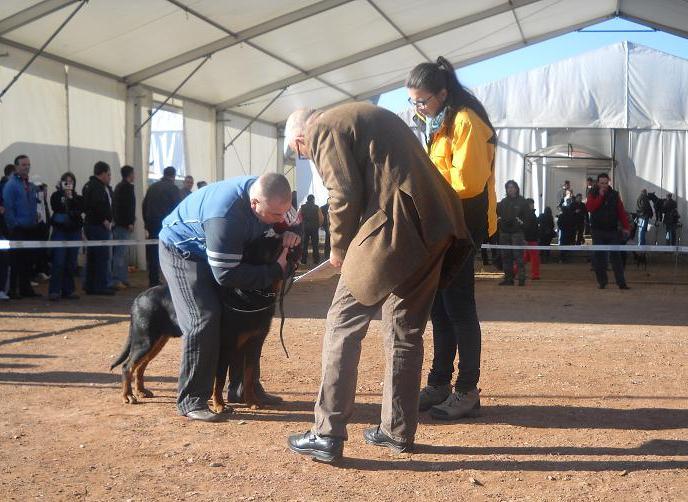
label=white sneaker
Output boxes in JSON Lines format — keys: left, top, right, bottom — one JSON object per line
{"left": 30, "top": 281, "right": 39, "bottom": 287}
{"left": 37, "top": 272, "right": 51, "bottom": 281}
{"left": 0, "top": 291, "right": 10, "bottom": 301}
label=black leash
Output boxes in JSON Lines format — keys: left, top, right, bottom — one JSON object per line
{"left": 278, "top": 254, "right": 299, "bottom": 358}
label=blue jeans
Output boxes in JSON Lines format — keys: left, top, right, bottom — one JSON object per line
{"left": 84, "top": 224, "right": 112, "bottom": 292}
{"left": 49, "top": 228, "right": 81, "bottom": 296}
{"left": 111, "top": 226, "right": 132, "bottom": 286}
{"left": 637, "top": 217, "right": 649, "bottom": 245}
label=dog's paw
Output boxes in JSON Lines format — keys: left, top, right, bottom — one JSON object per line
{"left": 124, "top": 394, "right": 138, "bottom": 404}
{"left": 134, "top": 388, "right": 154, "bottom": 399}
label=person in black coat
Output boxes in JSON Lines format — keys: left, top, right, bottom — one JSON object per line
{"left": 142, "top": 166, "right": 181, "bottom": 286}
{"left": 111, "top": 165, "right": 136, "bottom": 288}
{"left": 82, "top": 161, "right": 114, "bottom": 295}
{"left": 48, "top": 172, "right": 84, "bottom": 301}
{"left": 537, "top": 206, "right": 556, "bottom": 263}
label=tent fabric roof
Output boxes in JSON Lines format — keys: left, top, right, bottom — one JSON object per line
{"left": 473, "top": 41, "right": 688, "bottom": 130}
{"left": 524, "top": 143, "right": 613, "bottom": 168}
{"left": 2, "top": 0, "right": 688, "bottom": 124}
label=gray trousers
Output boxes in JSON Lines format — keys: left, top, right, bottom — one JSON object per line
{"left": 159, "top": 242, "right": 222, "bottom": 415}
{"left": 313, "top": 241, "right": 448, "bottom": 443}
{"left": 499, "top": 231, "right": 525, "bottom": 282}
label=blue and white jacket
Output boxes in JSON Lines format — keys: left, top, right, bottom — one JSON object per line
{"left": 2, "top": 174, "right": 38, "bottom": 231}
{"left": 159, "top": 176, "right": 282, "bottom": 290}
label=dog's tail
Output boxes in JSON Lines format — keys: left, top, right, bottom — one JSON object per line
{"left": 110, "top": 324, "right": 132, "bottom": 370}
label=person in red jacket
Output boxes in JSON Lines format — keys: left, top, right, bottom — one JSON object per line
{"left": 585, "top": 173, "right": 630, "bottom": 289}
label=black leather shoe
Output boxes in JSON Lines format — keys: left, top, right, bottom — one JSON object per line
{"left": 185, "top": 408, "right": 223, "bottom": 422}
{"left": 598, "top": 283, "right": 607, "bottom": 289}
{"left": 363, "top": 425, "right": 412, "bottom": 453}
{"left": 618, "top": 284, "right": 630, "bottom": 290}
{"left": 288, "top": 431, "right": 343, "bottom": 463}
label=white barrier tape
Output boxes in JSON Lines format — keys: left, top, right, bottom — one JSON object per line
{"left": 0, "top": 239, "right": 159, "bottom": 250}
{"left": 481, "top": 244, "right": 688, "bottom": 253}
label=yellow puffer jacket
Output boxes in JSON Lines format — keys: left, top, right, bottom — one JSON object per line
{"left": 424, "top": 107, "right": 497, "bottom": 240}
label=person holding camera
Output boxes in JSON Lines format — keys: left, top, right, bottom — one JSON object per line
{"left": 497, "top": 180, "right": 529, "bottom": 286}
{"left": 585, "top": 173, "right": 630, "bottom": 289}
{"left": 48, "top": 172, "right": 84, "bottom": 301}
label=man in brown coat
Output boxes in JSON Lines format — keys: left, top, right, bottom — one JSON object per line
{"left": 285, "top": 102, "right": 472, "bottom": 463}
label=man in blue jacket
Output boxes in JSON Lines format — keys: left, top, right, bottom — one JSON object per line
{"left": 2, "top": 155, "right": 40, "bottom": 298}
{"left": 159, "top": 173, "right": 300, "bottom": 421}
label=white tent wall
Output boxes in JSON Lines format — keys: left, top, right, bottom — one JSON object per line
{"left": 494, "top": 128, "right": 547, "bottom": 211}
{"left": 183, "top": 101, "right": 216, "bottom": 184}
{"left": 221, "top": 114, "right": 278, "bottom": 179}
{"left": 295, "top": 159, "right": 328, "bottom": 208}
{"left": 68, "top": 67, "right": 126, "bottom": 184}
{"left": 0, "top": 43, "right": 68, "bottom": 182}
{"left": 615, "top": 129, "right": 688, "bottom": 243}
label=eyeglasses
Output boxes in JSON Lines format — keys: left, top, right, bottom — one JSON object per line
{"left": 408, "top": 95, "right": 435, "bottom": 108}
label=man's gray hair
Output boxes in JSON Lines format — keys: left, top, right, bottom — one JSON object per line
{"left": 284, "top": 108, "right": 317, "bottom": 148}
{"left": 251, "top": 172, "right": 292, "bottom": 202}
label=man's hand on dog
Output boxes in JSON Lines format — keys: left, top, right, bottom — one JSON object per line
{"left": 277, "top": 231, "right": 301, "bottom": 273}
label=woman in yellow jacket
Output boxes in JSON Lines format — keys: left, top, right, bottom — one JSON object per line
{"left": 406, "top": 56, "right": 497, "bottom": 420}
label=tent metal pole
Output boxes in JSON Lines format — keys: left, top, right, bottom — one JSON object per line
{"left": 0, "top": 0, "right": 86, "bottom": 101}
{"left": 134, "top": 55, "right": 211, "bottom": 137}
{"left": 223, "top": 87, "right": 287, "bottom": 152}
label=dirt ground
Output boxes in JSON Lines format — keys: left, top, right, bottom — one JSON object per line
{"left": 0, "top": 257, "right": 687, "bottom": 501}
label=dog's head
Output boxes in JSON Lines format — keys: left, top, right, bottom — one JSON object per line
{"left": 222, "top": 235, "right": 301, "bottom": 312}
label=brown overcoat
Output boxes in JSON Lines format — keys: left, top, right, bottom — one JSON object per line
{"left": 305, "top": 102, "right": 473, "bottom": 306}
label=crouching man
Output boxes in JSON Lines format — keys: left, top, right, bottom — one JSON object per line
{"left": 158, "top": 173, "right": 300, "bottom": 421}
{"left": 284, "top": 103, "right": 472, "bottom": 462}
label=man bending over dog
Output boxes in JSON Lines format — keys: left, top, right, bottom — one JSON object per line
{"left": 284, "top": 103, "right": 472, "bottom": 462}
{"left": 158, "top": 173, "right": 300, "bottom": 422}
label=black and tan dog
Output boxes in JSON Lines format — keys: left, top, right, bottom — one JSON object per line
{"left": 110, "top": 235, "right": 292, "bottom": 412}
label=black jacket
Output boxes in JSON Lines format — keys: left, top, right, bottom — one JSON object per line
{"left": 537, "top": 211, "right": 556, "bottom": 244}
{"left": 142, "top": 177, "right": 181, "bottom": 236}
{"left": 112, "top": 180, "right": 136, "bottom": 227}
{"left": 497, "top": 195, "right": 529, "bottom": 233}
{"left": 50, "top": 190, "right": 84, "bottom": 232}
{"left": 82, "top": 176, "right": 113, "bottom": 226}
{"left": 523, "top": 209, "right": 539, "bottom": 241}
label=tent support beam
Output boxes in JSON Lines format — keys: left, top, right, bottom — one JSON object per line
{"left": 158, "top": 0, "right": 353, "bottom": 100}
{"left": 0, "top": 0, "right": 79, "bottom": 36}
{"left": 508, "top": 0, "right": 528, "bottom": 45}
{"left": 0, "top": 0, "right": 86, "bottom": 101}
{"left": 341, "top": 14, "right": 615, "bottom": 105}
{"left": 216, "top": 0, "right": 548, "bottom": 110}
{"left": 223, "top": 88, "right": 287, "bottom": 152}
{"left": 618, "top": 13, "right": 688, "bottom": 40}
{"left": 134, "top": 55, "right": 211, "bottom": 136}
{"left": 125, "top": 0, "right": 353, "bottom": 85}
{"left": 365, "top": 0, "right": 432, "bottom": 63}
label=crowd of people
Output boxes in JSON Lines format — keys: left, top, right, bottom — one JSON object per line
{"left": 0, "top": 155, "right": 207, "bottom": 302}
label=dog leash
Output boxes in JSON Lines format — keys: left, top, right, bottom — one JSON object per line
{"left": 277, "top": 249, "right": 300, "bottom": 358}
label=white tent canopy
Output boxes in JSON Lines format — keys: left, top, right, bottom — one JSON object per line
{"left": 3, "top": 1, "right": 688, "bottom": 125}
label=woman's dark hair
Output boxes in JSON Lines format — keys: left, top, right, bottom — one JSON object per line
{"left": 59, "top": 171, "right": 76, "bottom": 188}
{"left": 406, "top": 56, "right": 494, "bottom": 133}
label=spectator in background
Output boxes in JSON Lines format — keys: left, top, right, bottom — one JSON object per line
{"left": 82, "top": 161, "right": 115, "bottom": 295}
{"left": 32, "top": 179, "right": 51, "bottom": 282}
{"left": 636, "top": 188, "right": 653, "bottom": 246}
{"left": 586, "top": 173, "right": 630, "bottom": 290}
{"left": 181, "top": 175, "right": 194, "bottom": 199}
{"left": 112, "top": 165, "right": 136, "bottom": 290}
{"left": 299, "top": 194, "right": 322, "bottom": 265}
{"left": 537, "top": 206, "right": 556, "bottom": 263}
{"left": 0, "top": 164, "right": 14, "bottom": 301}
{"left": 497, "top": 180, "right": 529, "bottom": 286}
{"left": 573, "top": 193, "right": 588, "bottom": 245}
{"left": 557, "top": 195, "right": 576, "bottom": 262}
{"left": 196, "top": 181, "right": 208, "bottom": 190}
{"left": 321, "top": 203, "right": 330, "bottom": 260}
{"left": 558, "top": 180, "right": 571, "bottom": 209}
{"left": 2, "top": 155, "right": 40, "bottom": 298}
{"left": 522, "top": 198, "right": 540, "bottom": 280}
{"left": 48, "top": 172, "right": 83, "bottom": 301}
{"left": 142, "top": 166, "right": 181, "bottom": 287}
{"left": 663, "top": 193, "right": 679, "bottom": 245}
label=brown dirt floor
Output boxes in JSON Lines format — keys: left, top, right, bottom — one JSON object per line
{"left": 0, "top": 256, "right": 687, "bottom": 501}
